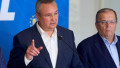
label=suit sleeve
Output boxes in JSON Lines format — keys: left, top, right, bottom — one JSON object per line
{"left": 7, "top": 36, "right": 27, "bottom": 68}
{"left": 0, "top": 47, "right": 7, "bottom": 68}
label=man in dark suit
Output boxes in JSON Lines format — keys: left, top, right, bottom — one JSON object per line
{"left": 77, "top": 8, "right": 120, "bottom": 68}
{"left": 0, "top": 47, "right": 6, "bottom": 68}
{"left": 7, "top": 0, "right": 83, "bottom": 68}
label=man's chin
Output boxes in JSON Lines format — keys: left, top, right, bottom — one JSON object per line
{"left": 48, "top": 27, "right": 56, "bottom": 30}
{"left": 105, "top": 34, "right": 114, "bottom": 39}
{"left": 50, "top": 25, "right": 57, "bottom": 28}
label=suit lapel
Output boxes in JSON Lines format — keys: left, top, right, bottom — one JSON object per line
{"left": 56, "top": 37, "right": 64, "bottom": 68}
{"left": 116, "top": 36, "right": 120, "bottom": 62}
{"left": 94, "top": 33, "right": 116, "bottom": 67}
{"left": 56, "top": 26, "right": 64, "bottom": 68}
{"left": 32, "top": 25, "right": 53, "bottom": 67}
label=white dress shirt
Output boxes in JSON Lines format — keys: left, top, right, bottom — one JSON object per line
{"left": 25, "top": 22, "right": 58, "bottom": 68}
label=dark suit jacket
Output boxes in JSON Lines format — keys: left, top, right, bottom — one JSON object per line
{"left": 0, "top": 47, "right": 6, "bottom": 68}
{"left": 7, "top": 24, "right": 83, "bottom": 68}
{"left": 77, "top": 33, "right": 120, "bottom": 68}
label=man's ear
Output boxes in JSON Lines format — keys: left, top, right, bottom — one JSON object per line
{"left": 35, "top": 13, "right": 40, "bottom": 21}
{"left": 95, "top": 23, "right": 98, "bottom": 30}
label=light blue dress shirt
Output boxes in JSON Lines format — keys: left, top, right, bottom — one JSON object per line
{"left": 100, "top": 35, "right": 120, "bottom": 68}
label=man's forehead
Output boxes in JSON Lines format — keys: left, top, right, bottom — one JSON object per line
{"left": 98, "top": 11, "right": 115, "bottom": 18}
{"left": 39, "top": 3, "right": 57, "bottom": 13}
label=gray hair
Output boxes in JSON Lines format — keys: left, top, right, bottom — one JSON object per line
{"left": 35, "top": 0, "right": 55, "bottom": 14}
{"left": 96, "top": 8, "right": 117, "bottom": 23}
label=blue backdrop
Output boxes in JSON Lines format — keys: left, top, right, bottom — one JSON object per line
{"left": 0, "top": 0, "right": 69, "bottom": 64}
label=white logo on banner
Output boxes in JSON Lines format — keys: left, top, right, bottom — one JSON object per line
{"left": 0, "top": 0, "right": 15, "bottom": 21}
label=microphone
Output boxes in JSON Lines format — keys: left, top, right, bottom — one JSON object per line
{"left": 58, "top": 35, "right": 92, "bottom": 68}
{"left": 58, "top": 36, "right": 78, "bottom": 54}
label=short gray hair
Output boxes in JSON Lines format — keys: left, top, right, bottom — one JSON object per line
{"left": 35, "top": 0, "right": 55, "bottom": 14}
{"left": 96, "top": 8, "right": 117, "bottom": 23}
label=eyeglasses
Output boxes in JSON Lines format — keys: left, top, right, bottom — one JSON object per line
{"left": 96, "top": 20, "right": 117, "bottom": 24}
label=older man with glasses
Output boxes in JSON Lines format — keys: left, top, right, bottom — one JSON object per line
{"left": 77, "top": 8, "right": 120, "bottom": 68}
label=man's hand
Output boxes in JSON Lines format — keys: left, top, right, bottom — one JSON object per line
{"left": 25, "top": 39, "right": 43, "bottom": 60}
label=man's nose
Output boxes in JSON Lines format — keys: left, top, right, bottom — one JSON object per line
{"left": 106, "top": 22, "right": 111, "bottom": 27}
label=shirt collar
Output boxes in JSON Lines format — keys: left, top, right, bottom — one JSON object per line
{"left": 99, "top": 34, "right": 118, "bottom": 45}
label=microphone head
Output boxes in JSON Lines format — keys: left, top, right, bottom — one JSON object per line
{"left": 58, "top": 36, "right": 63, "bottom": 40}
